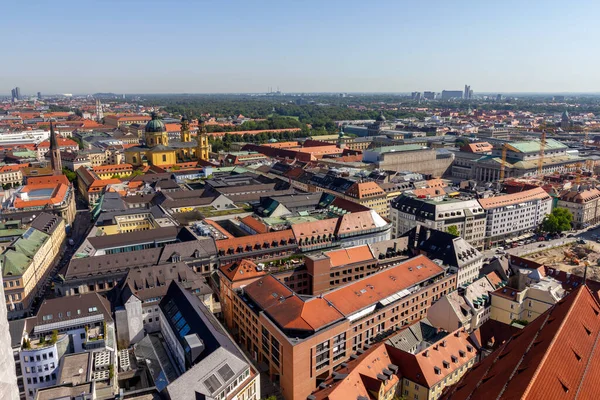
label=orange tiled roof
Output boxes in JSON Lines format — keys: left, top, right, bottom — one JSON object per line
{"left": 413, "top": 187, "right": 446, "bottom": 197}
{"left": 313, "top": 343, "right": 399, "bottom": 400}
{"left": 13, "top": 183, "right": 68, "bottom": 208}
{"left": 37, "top": 137, "right": 79, "bottom": 149}
{"left": 323, "top": 255, "right": 445, "bottom": 316}
{"left": 239, "top": 215, "right": 268, "bottom": 234}
{"left": 164, "top": 123, "right": 181, "bottom": 132}
{"left": 327, "top": 245, "right": 375, "bottom": 268}
{"left": 216, "top": 230, "right": 295, "bottom": 254}
{"left": 478, "top": 187, "right": 550, "bottom": 209}
{"left": 92, "top": 164, "right": 133, "bottom": 173}
{"left": 0, "top": 165, "right": 22, "bottom": 173}
{"left": 441, "top": 286, "right": 600, "bottom": 400}
{"left": 426, "top": 178, "right": 447, "bottom": 188}
{"left": 220, "top": 259, "right": 267, "bottom": 282}
{"left": 291, "top": 218, "right": 338, "bottom": 242}
{"left": 27, "top": 175, "right": 69, "bottom": 186}
{"left": 394, "top": 329, "right": 477, "bottom": 388}
{"left": 244, "top": 275, "right": 344, "bottom": 332}
{"left": 345, "top": 181, "right": 385, "bottom": 199}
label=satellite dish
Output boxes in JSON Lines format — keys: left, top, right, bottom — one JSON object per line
{"left": 78, "top": 368, "right": 83, "bottom": 374}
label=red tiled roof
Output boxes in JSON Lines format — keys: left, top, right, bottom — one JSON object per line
{"left": 441, "top": 286, "right": 600, "bottom": 400}
{"left": 216, "top": 229, "right": 295, "bottom": 254}
{"left": 292, "top": 218, "right": 338, "bottom": 242}
{"left": 312, "top": 343, "right": 399, "bottom": 400}
{"left": 479, "top": 187, "right": 550, "bottom": 209}
{"left": 327, "top": 245, "right": 375, "bottom": 268}
{"left": 13, "top": 183, "right": 68, "bottom": 209}
{"left": 37, "top": 138, "right": 79, "bottom": 149}
{"left": 92, "top": 164, "right": 133, "bottom": 174}
{"left": 323, "top": 255, "right": 446, "bottom": 317}
{"left": 27, "top": 175, "right": 70, "bottom": 186}
{"left": 392, "top": 329, "right": 478, "bottom": 388}
{"left": 345, "top": 181, "right": 385, "bottom": 199}
{"left": 244, "top": 275, "right": 344, "bottom": 332}
{"left": 220, "top": 259, "right": 266, "bottom": 282}
{"left": 239, "top": 215, "right": 268, "bottom": 234}
{"left": 0, "top": 165, "right": 22, "bottom": 173}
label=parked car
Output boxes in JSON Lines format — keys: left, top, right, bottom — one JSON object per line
{"left": 538, "top": 243, "right": 546, "bottom": 248}
{"left": 567, "top": 234, "right": 575, "bottom": 238}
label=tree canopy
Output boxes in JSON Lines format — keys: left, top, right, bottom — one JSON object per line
{"left": 446, "top": 225, "right": 460, "bottom": 236}
{"left": 542, "top": 207, "right": 573, "bottom": 233}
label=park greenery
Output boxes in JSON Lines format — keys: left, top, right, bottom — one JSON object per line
{"left": 541, "top": 207, "right": 573, "bottom": 234}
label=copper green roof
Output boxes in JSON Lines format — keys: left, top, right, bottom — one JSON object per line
{"left": 145, "top": 112, "right": 166, "bottom": 133}
{"left": 507, "top": 139, "right": 566, "bottom": 153}
{"left": 1, "top": 228, "right": 50, "bottom": 277}
{"left": 369, "top": 144, "right": 425, "bottom": 154}
{"left": 0, "top": 229, "right": 26, "bottom": 238}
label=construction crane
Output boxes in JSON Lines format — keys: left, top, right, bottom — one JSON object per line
{"left": 500, "top": 143, "right": 508, "bottom": 181}
{"left": 537, "top": 130, "right": 546, "bottom": 176}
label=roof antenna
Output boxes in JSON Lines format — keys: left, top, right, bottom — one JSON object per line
{"left": 583, "top": 262, "right": 588, "bottom": 287}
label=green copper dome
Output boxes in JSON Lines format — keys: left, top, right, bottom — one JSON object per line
{"left": 145, "top": 112, "right": 166, "bottom": 133}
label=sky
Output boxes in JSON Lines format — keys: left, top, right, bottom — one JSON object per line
{"left": 3, "top": 0, "right": 600, "bottom": 94}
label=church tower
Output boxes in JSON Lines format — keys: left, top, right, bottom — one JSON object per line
{"left": 145, "top": 112, "right": 169, "bottom": 147}
{"left": 337, "top": 126, "right": 347, "bottom": 149}
{"left": 181, "top": 115, "right": 191, "bottom": 142}
{"left": 49, "top": 121, "right": 62, "bottom": 174}
{"left": 197, "top": 117, "right": 210, "bottom": 161}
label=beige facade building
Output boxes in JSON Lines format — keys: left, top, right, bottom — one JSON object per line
{"left": 490, "top": 277, "right": 566, "bottom": 325}
{"left": 0, "top": 166, "right": 23, "bottom": 188}
{"left": 557, "top": 188, "right": 600, "bottom": 229}
{"left": 1, "top": 214, "right": 65, "bottom": 319}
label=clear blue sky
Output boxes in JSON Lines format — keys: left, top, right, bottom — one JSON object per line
{"left": 3, "top": 0, "right": 599, "bottom": 94}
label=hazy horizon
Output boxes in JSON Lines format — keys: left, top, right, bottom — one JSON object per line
{"left": 4, "top": 0, "right": 600, "bottom": 94}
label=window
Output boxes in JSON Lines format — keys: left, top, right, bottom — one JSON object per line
{"left": 162, "top": 155, "right": 167, "bottom": 162}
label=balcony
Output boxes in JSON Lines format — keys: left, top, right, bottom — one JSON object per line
{"left": 23, "top": 332, "right": 67, "bottom": 350}
{"left": 84, "top": 325, "right": 106, "bottom": 350}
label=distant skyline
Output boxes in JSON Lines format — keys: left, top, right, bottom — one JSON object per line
{"left": 4, "top": 0, "right": 600, "bottom": 94}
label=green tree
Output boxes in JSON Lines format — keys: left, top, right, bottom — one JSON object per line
{"left": 446, "top": 225, "right": 460, "bottom": 236}
{"left": 50, "top": 330, "right": 58, "bottom": 344}
{"left": 542, "top": 207, "right": 573, "bottom": 233}
{"left": 71, "top": 136, "right": 84, "bottom": 150}
{"left": 62, "top": 168, "right": 77, "bottom": 182}
{"left": 128, "top": 169, "right": 145, "bottom": 178}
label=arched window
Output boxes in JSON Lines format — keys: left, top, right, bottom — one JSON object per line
{"left": 133, "top": 156, "right": 137, "bottom": 164}
{"left": 162, "top": 154, "right": 167, "bottom": 162}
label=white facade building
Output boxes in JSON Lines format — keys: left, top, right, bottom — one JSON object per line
{"left": 479, "top": 187, "right": 553, "bottom": 248}
{"left": 391, "top": 195, "right": 487, "bottom": 248}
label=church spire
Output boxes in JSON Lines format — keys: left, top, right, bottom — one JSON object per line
{"left": 49, "top": 121, "right": 62, "bottom": 174}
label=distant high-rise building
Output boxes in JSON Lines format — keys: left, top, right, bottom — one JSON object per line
{"left": 95, "top": 99, "right": 104, "bottom": 122}
{"left": 423, "top": 91, "right": 436, "bottom": 100}
{"left": 561, "top": 110, "right": 571, "bottom": 130}
{"left": 37, "top": 92, "right": 42, "bottom": 100}
{"left": 469, "top": 89, "right": 474, "bottom": 99}
{"left": 10, "top": 89, "right": 16, "bottom": 102}
{"left": 441, "top": 90, "right": 463, "bottom": 100}
{"left": 464, "top": 84, "right": 471, "bottom": 99}
{"left": 15, "top": 87, "right": 21, "bottom": 101}
{"left": 411, "top": 91, "right": 422, "bottom": 101}
{"left": 496, "top": 94, "right": 503, "bottom": 101}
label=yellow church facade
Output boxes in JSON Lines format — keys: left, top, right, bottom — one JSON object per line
{"left": 125, "top": 113, "right": 211, "bottom": 167}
